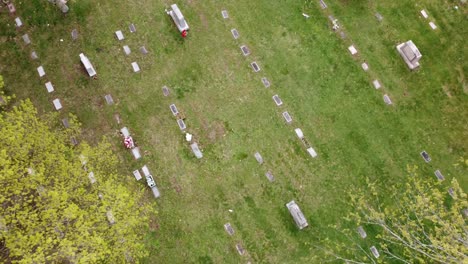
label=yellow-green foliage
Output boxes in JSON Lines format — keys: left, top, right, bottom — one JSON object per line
{"left": 0, "top": 100, "right": 150, "bottom": 263}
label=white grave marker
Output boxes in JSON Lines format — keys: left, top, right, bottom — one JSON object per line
{"left": 45, "top": 82, "right": 54, "bottom": 93}
{"left": 348, "top": 45, "right": 358, "bottom": 55}
{"left": 254, "top": 152, "right": 264, "bottom": 164}
{"left": 191, "top": 143, "right": 203, "bottom": 159}
{"left": 282, "top": 111, "right": 292, "bottom": 123}
{"left": 37, "top": 66, "right": 45, "bottom": 77}
{"left": 132, "top": 147, "right": 142, "bottom": 160}
{"left": 434, "top": 170, "right": 445, "bottom": 181}
{"left": 131, "top": 62, "right": 140, "bottom": 73}
{"left": 240, "top": 45, "right": 250, "bottom": 56}
{"left": 420, "top": 10, "right": 428, "bottom": 19}
{"left": 383, "top": 94, "right": 393, "bottom": 105}
{"left": 115, "top": 30, "right": 124, "bottom": 40}
{"left": 307, "top": 147, "right": 317, "bottom": 158}
{"left": 224, "top": 223, "right": 234, "bottom": 235}
{"left": 123, "top": 45, "right": 131, "bottom": 55}
{"left": 295, "top": 128, "right": 304, "bottom": 139}
{"left": 261, "top": 77, "right": 270, "bottom": 88}
{"left": 133, "top": 169, "right": 142, "bottom": 181}
{"left": 361, "top": 62, "right": 369, "bottom": 71}
{"left": 129, "top": 23, "right": 136, "bottom": 33}
{"left": 169, "top": 104, "right": 179, "bottom": 115}
{"left": 265, "top": 171, "right": 275, "bottom": 182}
{"left": 31, "top": 51, "right": 38, "bottom": 60}
{"left": 221, "top": 10, "right": 229, "bottom": 19}
{"left": 272, "top": 95, "right": 283, "bottom": 106}
{"left": 15, "top": 17, "right": 22, "bottom": 27}
{"left": 429, "top": 22, "right": 437, "bottom": 30}
{"left": 357, "top": 226, "right": 367, "bottom": 238}
{"left": 370, "top": 246, "right": 380, "bottom": 258}
{"left": 22, "top": 34, "right": 31, "bottom": 45}
{"left": 372, "top": 80, "right": 381, "bottom": 89}
{"left": 177, "top": 119, "right": 186, "bottom": 131}
{"left": 88, "top": 171, "right": 97, "bottom": 184}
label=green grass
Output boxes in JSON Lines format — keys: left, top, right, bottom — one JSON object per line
{"left": 1, "top": 0, "right": 466, "bottom": 263}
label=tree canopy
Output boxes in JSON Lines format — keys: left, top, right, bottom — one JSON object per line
{"left": 0, "top": 99, "right": 151, "bottom": 263}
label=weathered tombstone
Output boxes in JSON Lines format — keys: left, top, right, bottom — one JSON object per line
{"left": 339, "top": 31, "right": 346, "bottom": 39}
{"left": 22, "top": 34, "right": 31, "bottom": 45}
{"left": 348, "top": 45, "right": 358, "bottom": 55}
{"left": 282, "top": 111, "right": 292, "bottom": 123}
{"left": 53, "top": 99, "right": 62, "bottom": 110}
{"left": 140, "top": 46, "right": 148, "bottom": 55}
{"left": 15, "top": 17, "right": 23, "bottom": 27}
{"left": 71, "top": 29, "right": 78, "bottom": 40}
{"left": 372, "top": 80, "right": 381, "bottom": 89}
{"left": 106, "top": 210, "right": 115, "bottom": 224}
{"left": 169, "top": 104, "right": 179, "bottom": 115}
{"left": 265, "top": 171, "right": 275, "bottom": 182}
{"left": 375, "top": 13, "right": 383, "bottom": 22}
{"left": 235, "top": 244, "right": 245, "bottom": 255}
{"left": 70, "top": 137, "right": 78, "bottom": 146}
{"left": 448, "top": 188, "right": 455, "bottom": 198}
{"left": 224, "top": 223, "right": 234, "bottom": 235}
{"left": 328, "top": 15, "right": 335, "bottom": 22}
{"left": 79, "top": 53, "right": 97, "bottom": 77}
{"left": 37, "top": 66, "right": 46, "bottom": 77}
{"left": 261, "top": 77, "right": 270, "bottom": 88}
{"left": 133, "top": 169, "right": 142, "bottom": 181}
{"left": 7, "top": 3, "right": 16, "bottom": 14}
{"left": 420, "top": 151, "right": 431, "bottom": 162}
{"left": 129, "top": 23, "right": 136, "bottom": 33}
{"left": 434, "top": 170, "right": 444, "bottom": 181}
{"left": 115, "top": 30, "right": 124, "bottom": 40}
{"left": 177, "top": 119, "right": 186, "bottom": 131}
{"left": 420, "top": 10, "right": 429, "bottom": 19}
{"left": 286, "top": 200, "right": 308, "bottom": 230}
{"left": 254, "top": 152, "right": 263, "bottom": 164}
{"left": 429, "top": 22, "right": 437, "bottom": 30}
{"left": 88, "top": 171, "right": 97, "bottom": 184}
{"left": 104, "top": 94, "right": 114, "bottom": 105}
{"left": 131, "top": 62, "right": 140, "bottom": 73}
{"left": 250, "top": 62, "right": 260, "bottom": 72}
{"left": 114, "top": 113, "right": 121, "bottom": 124}
{"left": 357, "top": 226, "right": 367, "bottom": 238}
{"left": 272, "top": 95, "right": 283, "bottom": 106}
{"left": 221, "top": 10, "right": 229, "bottom": 19}
{"left": 123, "top": 45, "right": 131, "bottom": 55}
{"left": 132, "top": 147, "right": 142, "bottom": 160}
{"left": 319, "top": 0, "right": 327, "bottom": 9}
{"left": 240, "top": 45, "right": 250, "bottom": 56}
{"left": 43, "top": 82, "right": 54, "bottom": 93}
{"left": 162, "top": 86, "right": 170, "bottom": 96}
{"left": 295, "top": 128, "right": 304, "bottom": 139}
{"left": 31, "top": 51, "right": 38, "bottom": 60}
{"left": 231, "top": 28, "right": 239, "bottom": 39}
{"left": 191, "top": 143, "right": 203, "bottom": 159}
{"left": 396, "top": 40, "right": 422, "bottom": 70}
{"left": 370, "top": 246, "right": 380, "bottom": 258}
{"left": 307, "top": 147, "right": 317, "bottom": 158}
{"left": 121, "top": 127, "right": 130, "bottom": 137}
{"left": 361, "top": 62, "right": 369, "bottom": 71}
{"left": 62, "top": 118, "right": 70, "bottom": 128}
{"left": 383, "top": 94, "right": 393, "bottom": 105}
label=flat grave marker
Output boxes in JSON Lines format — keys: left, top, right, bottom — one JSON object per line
{"left": 62, "top": 118, "right": 70, "bottom": 128}
{"left": 383, "top": 94, "right": 393, "bottom": 105}
{"left": 221, "top": 10, "right": 229, "bottom": 19}
{"left": 177, "top": 119, "right": 186, "bottom": 131}
{"left": 448, "top": 188, "right": 455, "bottom": 198}
{"left": 340, "top": 31, "right": 346, "bottom": 39}
{"left": 169, "top": 104, "right": 179, "bottom": 115}
{"left": 121, "top": 127, "right": 130, "bottom": 137}
{"left": 348, "top": 45, "right": 358, "bottom": 55}
{"left": 261, "top": 77, "right": 270, "bottom": 88}
{"left": 31, "top": 51, "right": 38, "bottom": 60}
{"left": 420, "top": 151, "right": 431, "bottom": 162}
{"left": 104, "top": 94, "right": 114, "bottom": 105}
{"left": 295, "top": 128, "right": 304, "bottom": 139}
{"left": 123, "top": 45, "right": 131, "bottom": 55}
{"left": 140, "top": 46, "right": 148, "bottom": 55}
{"left": 357, "top": 226, "right": 367, "bottom": 238}
{"left": 463, "top": 209, "right": 468, "bottom": 217}
{"left": 114, "top": 113, "right": 121, "bottom": 124}
{"left": 45, "top": 82, "right": 54, "bottom": 93}
{"left": 162, "top": 86, "right": 170, "bottom": 96}
{"left": 231, "top": 29, "right": 239, "bottom": 39}
{"left": 53, "top": 99, "right": 62, "bottom": 110}
{"left": 361, "top": 62, "right": 369, "bottom": 71}
{"left": 250, "top": 62, "right": 260, "bottom": 72}
{"left": 282, "top": 111, "right": 292, "bottom": 123}
{"left": 235, "top": 244, "right": 245, "bottom": 256}
{"left": 115, "top": 30, "right": 124, "bottom": 40}
{"left": 434, "top": 170, "right": 445, "bottom": 181}
{"left": 372, "top": 80, "right": 382, "bottom": 89}
{"left": 15, "top": 17, "right": 23, "bottom": 27}
{"left": 88, "top": 171, "right": 97, "bottom": 184}
{"left": 22, "top": 34, "right": 31, "bottom": 45}
{"left": 129, "top": 23, "right": 136, "bottom": 33}
{"left": 71, "top": 29, "right": 78, "bottom": 40}
{"left": 240, "top": 45, "right": 250, "bottom": 56}
{"left": 71, "top": 137, "right": 79, "bottom": 146}
{"left": 272, "top": 95, "right": 283, "bottom": 106}
{"left": 429, "top": 22, "right": 437, "bottom": 30}
{"left": 37, "top": 66, "right": 45, "bottom": 77}
{"left": 191, "top": 143, "right": 203, "bottom": 159}
{"left": 265, "top": 171, "right": 275, "bottom": 182}
{"left": 224, "top": 223, "right": 234, "bottom": 235}
{"left": 370, "top": 246, "right": 380, "bottom": 258}
{"left": 131, "top": 62, "right": 140, "bottom": 73}
{"left": 132, "top": 147, "right": 142, "bottom": 160}
{"left": 307, "top": 147, "right": 317, "bottom": 158}
{"left": 7, "top": 3, "right": 16, "bottom": 13}
{"left": 420, "top": 10, "right": 429, "bottom": 19}
{"left": 319, "top": 0, "right": 327, "bottom": 9}
{"left": 254, "top": 152, "right": 264, "bottom": 164}
{"left": 375, "top": 13, "right": 383, "bottom": 22}
{"left": 133, "top": 169, "right": 142, "bottom": 181}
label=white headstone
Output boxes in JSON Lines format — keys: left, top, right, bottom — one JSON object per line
{"left": 31, "top": 51, "right": 38, "bottom": 60}
{"left": 383, "top": 94, "right": 392, "bottom": 105}
{"left": 307, "top": 147, "right": 317, "bottom": 158}
{"left": 361, "top": 62, "right": 369, "bottom": 71}
{"left": 22, "top": 34, "right": 31, "bottom": 45}
{"left": 221, "top": 10, "right": 229, "bottom": 19}
{"left": 132, "top": 147, "right": 141, "bottom": 159}
{"left": 420, "top": 10, "right": 428, "bottom": 19}
{"left": 104, "top": 94, "right": 114, "bottom": 105}
{"left": 123, "top": 45, "right": 131, "bottom": 55}
{"left": 53, "top": 99, "right": 62, "bottom": 110}
{"left": 133, "top": 170, "right": 142, "bottom": 180}
{"left": 45, "top": 82, "right": 54, "bottom": 93}
{"left": 191, "top": 143, "right": 203, "bottom": 159}
{"left": 370, "top": 246, "right": 380, "bottom": 258}
{"left": 429, "top": 22, "right": 437, "bottom": 30}
{"left": 348, "top": 45, "right": 358, "bottom": 55}
{"left": 295, "top": 128, "right": 304, "bottom": 139}
{"left": 372, "top": 80, "right": 381, "bottom": 89}
{"left": 115, "top": 30, "right": 124, "bottom": 40}
{"left": 88, "top": 171, "right": 97, "bottom": 184}
{"left": 37, "top": 66, "right": 45, "bottom": 77}
{"left": 15, "top": 17, "right": 23, "bottom": 27}
{"left": 282, "top": 111, "right": 292, "bottom": 123}
{"left": 286, "top": 200, "right": 308, "bottom": 229}
{"left": 131, "top": 62, "right": 140, "bottom": 73}
{"left": 121, "top": 127, "right": 130, "bottom": 137}
{"left": 254, "top": 152, "right": 263, "bottom": 164}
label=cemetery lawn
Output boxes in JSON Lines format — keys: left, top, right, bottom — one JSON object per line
{"left": 1, "top": 0, "right": 466, "bottom": 263}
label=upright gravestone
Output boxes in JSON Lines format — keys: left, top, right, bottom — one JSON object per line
{"left": 140, "top": 46, "right": 148, "bottom": 55}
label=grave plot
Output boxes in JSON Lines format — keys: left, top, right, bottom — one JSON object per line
{"left": 375, "top": 13, "right": 383, "bottom": 22}
{"left": 261, "top": 77, "right": 270, "bottom": 88}
{"left": 45, "top": 82, "right": 54, "bottom": 93}
{"left": 429, "top": 22, "right": 437, "bottom": 30}
{"left": 224, "top": 223, "right": 234, "bottom": 235}
{"left": 250, "top": 62, "right": 260, "bottom": 72}
{"left": 272, "top": 95, "right": 283, "bottom": 106}
{"left": 106, "top": 210, "right": 115, "bottom": 225}
{"left": 235, "top": 243, "right": 245, "bottom": 256}
{"left": 221, "top": 10, "right": 229, "bottom": 19}
{"left": 177, "top": 119, "right": 186, "bottom": 131}
{"left": 420, "top": 151, "right": 431, "bottom": 162}
{"left": 7, "top": 3, "right": 16, "bottom": 14}
{"left": 37, "top": 66, "right": 46, "bottom": 77}
{"left": 286, "top": 200, "right": 308, "bottom": 230}
{"left": 115, "top": 30, "right": 124, "bottom": 40}
{"left": 307, "top": 147, "right": 318, "bottom": 158}
{"left": 282, "top": 111, "right": 292, "bottom": 123}
{"left": 254, "top": 152, "right": 263, "bottom": 164}
{"left": 142, "top": 165, "right": 161, "bottom": 198}
{"left": 231, "top": 29, "right": 239, "bottom": 39}
{"left": 169, "top": 104, "right": 179, "bottom": 115}
{"left": 240, "top": 45, "right": 250, "bottom": 56}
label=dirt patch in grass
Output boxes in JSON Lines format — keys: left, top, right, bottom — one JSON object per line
{"left": 201, "top": 119, "right": 226, "bottom": 143}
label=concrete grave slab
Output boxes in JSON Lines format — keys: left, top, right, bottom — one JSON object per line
{"left": 319, "top": 0, "right": 327, "bottom": 9}
{"left": 104, "top": 94, "right": 114, "bottom": 105}
{"left": 31, "top": 51, "right": 38, "bottom": 60}
{"left": 132, "top": 147, "right": 142, "bottom": 160}
{"left": 357, "top": 226, "right": 367, "bottom": 238}
{"left": 37, "top": 66, "right": 45, "bottom": 77}
{"left": 141, "top": 165, "right": 150, "bottom": 176}
{"left": 396, "top": 40, "right": 422, "bottom": 70}
{"left": 434, "top": 170, "right": 444, "bottom": 181}
{"left": 420, "top": 10, "right": 428, "bottom": 19}
{"left": 372, "top": 80, "right": 381, "bottom": 89}
{"left": 375, "top": 13, "right": 383, "bottom": 22}
{"left": 383, "top": 94, "right": 393, "bottom": 105}
{"left": 88, "top": 171, "right": 97, "bottom": 184}
{"left": 286, "top": 200, "right": 308, "bottom": 229}
{"left": 191, "top": 143, "right": 203, "bottom": 159}
{"left": 254, "top": 152, "right": 264, "bottom": 164}
{"left": 282, "top": 111, "right": 292, "bottom": 123}
{"left": 221, "top": 10, "right": 229, "bottom": 19}
{"left": 22, "top": 34, "right": 31, "bottom": 45}
{"left": 162, "top": 86, "right": 170, "bottom": 96}
{"left": 123, "top": 45, "right": 131, "bottom": 55}
{"left": 272, "top": 95, "right": 283, "bottom": 106}
{"left": 231, "top": 29, "right": 239, "bottom": 39}
{"left": 15, "top": 17, "right": 22, "bottom": 27}
{"left": 62, "top": 118, "right": 70, "bottom": 128}
{"left": 224, "top": 223, "right": 234, "bottom": 235}
{"left": 133, "top": 169, "right": 142, "bottom": 181}
{"left": 250, "top": 62, "right": 260, "bottom": 72}
{"left": 348, "top": 45, "right": 358, "bottom": 55}
{"left": 420, "top": 151, "right": 431, "bottom": 162}
{"left": 240, "top": 45, "right": 250, "bottom": 56}
{"left": 177, "top": 119, "right": 186, "bottom": 130}
{"left": 169, "top": 104, "right": 179, "bottom": 115}
{"left": 115, "top": 30, "right": 124, "bottom": 40}
{"left": 370, "top": 246, "right": 380, "bottom": 258}
{"left": 129, "top": 23, "right": 136, "bottom": 33}
{"left": 235, "top": 244, "right": 245, "bottom": 255}
{"left": 121, "top": 127, "right": 130, "bottom": 137}
{"left": 265, "top": 171, "right": 275, "bottom": 182}
{"left": 131, "top": 62, "right": 140, "bottom": 72}
{"left": 429, "top": 22, "right": 437, "bottom": 30}
{"left": 361, "top": 62, "right": 369, "bottom": 71}
{"left": 295, "top": 128, "right": 304, "bottom": 139}
{"left": 45, "top": 82, "right": 54, "bottom": 93}
{"left": 261, "top": 77, "right": 270, "bottom": 88}
{"left": 307, "top": 147, "right": 317, "bottom": 158}
{"left": 140, "top": 46, "right": 148, "bottom": 55}
{"left": 53, "top": 99, "right": 62, "bottom": 110}
{"left": 71, "top": 29, "right": 78, "bottom": 40}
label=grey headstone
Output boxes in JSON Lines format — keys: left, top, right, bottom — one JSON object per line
{"left": 169, "top": 104, "right": 179, "bottom": 115}
{"left": 240, "top": 45, "right": 250, "bottom": 56}
{"left": 15, "top": 17, "right": 23, "bottom": 27}
{"left": 31, "top": 51, "right": 38, "bottom": 60}
{"left": 224, "top": 223, "right": 234, "bottom": 235}
{"left": 62, "top": 118, "right": 70, "bottom": 128}
{"left": 71, "top": 29, "right": 78, "bottom": 40}
{"left": 383, "top": 94, "right": 392, "bottom": 105}
{"left": 191, "top": 143, "right": 203, "bottom": 159}
{"left": 129, "top": 23, "right": 136, "bottom": 33}
{"left": 420, "top": 151, "right": 431, "bottom": 162}
{"left": 340, "top": 31, "right": 346, "bottom": 39}
{"left": 254, "top": 152, "right": 263, "bottom": 164}
{"left": 261, "top": 77, "right": 270, "bottom": 88}
{"left": 123, "top": 45, "right": 131, "bottom": 55}
{"left": 221, "top": 10, "right": 229, "bottom": 19}
{"left": 448, "top": 188, "right": 455, "bottom": 198}
{"left": 71, "top": 137, "right": 79, "bottom": 146}
{"left": 140, "top": 46, "right": 148, "bottom": 55}
{"left": 434, "top": 170, "right": 445, "bottom": 181}
{"left": 104, "top": 94, "right": 114, "bottom": 105}
{"left": 265, "top": 171, "right": 275, "bottom": 182}
{"left": 319, "top": 0, "right": 327, "bottom": 9}
{"left": 22, "top": 34, "right": 31, "bottom": 45}
{"left": 375, "top": 13, "right": 383, "bottom": 22}
{"left": 370, "top": 246, "right": 380, "bottom": 258}
{"left": 272, "top": 95, "right": 283, "bottom": 106}
{"left": 357, "top": 226, "right": 367, "bottom": 238}
{"left": 235, "top": 244, "right": 245, "bottom": 255}
{"left": 231, "top": 29, "right": 239, "bottom": 39}
{"left": 250, "top": 62, "right": 260, "bottom": 72}
{"left": 282, "top": 111, "right": 292, "bottom": 123}
{"left": 162, "top": 86, "right": 170, "bottom": 96}
{"left": 177, "top": 119, "right": 186, "bottom": 131}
